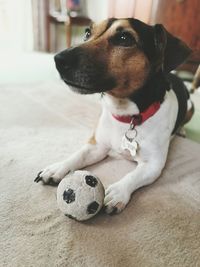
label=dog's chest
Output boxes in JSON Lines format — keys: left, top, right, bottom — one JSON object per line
{"left": 109, "top": 122, "right": 141, "bottom": 161}
{"left": 95, "top": 91, "right": 178, "bottom": 161}
{"left": 96, "top": 107, "right": 150, "bottom": 161}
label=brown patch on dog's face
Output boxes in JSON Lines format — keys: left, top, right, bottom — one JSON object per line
{"left": 89, "top": 19, "right": 150, "bottom": 97}
{"left": 105, "top": 21, "right": 150, "bottom": 97}
{"left": 54, "top": 18, "right": 190, "bottom": 97}
{"left": 54, "top": 18, "right": 150, "bottom": 96}
{"left": 91, "top": 19, "right": 150, "bottom": 98}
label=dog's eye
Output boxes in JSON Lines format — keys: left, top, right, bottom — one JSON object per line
{"left": 84, "top": 28, "right": 91, "bottom": 41}
{"left": 110, "top": 32, "right": 136, "bottom": 47}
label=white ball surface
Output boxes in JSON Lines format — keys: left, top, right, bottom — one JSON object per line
{"left": 57, "top": 170, "right": 105, "bottom": 221}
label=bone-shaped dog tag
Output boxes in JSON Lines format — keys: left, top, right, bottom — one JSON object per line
{"left": 121, "top": 134, "right": 138, "bottom": 157}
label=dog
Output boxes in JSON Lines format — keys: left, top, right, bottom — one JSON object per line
{"left": 192, "top": 65, "right": 200, "bottom": 92}
{"left": 35, "top": 18, "right": 194, "bottom": 214}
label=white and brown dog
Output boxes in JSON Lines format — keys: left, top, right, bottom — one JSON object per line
{"left": 35, "top": 18, "right": 194, "bottom": 214}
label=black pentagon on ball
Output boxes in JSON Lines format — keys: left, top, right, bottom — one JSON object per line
{"left": 85, "top": 175, "right": 98, "bottom": 187}
{"left": 87, "top": 201, "right": 99, "bottom": 214}
{"left": 63, "top": 188, "right": 75, "bottom": 203}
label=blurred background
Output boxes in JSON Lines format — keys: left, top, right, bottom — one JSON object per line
{"left": 0, "top": 0, "right": 200, "bottom": 141}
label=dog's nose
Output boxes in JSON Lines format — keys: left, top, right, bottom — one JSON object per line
{"left": 54, "top": 51, "right": 74, "bottom": 77}
{"left": 54, "top": 47, "right": 81, "bottom": 72}
{"left": 54, "top": 52, "right": 69, "bottom": 71}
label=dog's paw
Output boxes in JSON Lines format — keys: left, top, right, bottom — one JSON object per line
{"left": 34, "top": 162, "right": 70, "bottom": 185}
{"left": 104, "top": 181, "right": 131, "bottom": 214}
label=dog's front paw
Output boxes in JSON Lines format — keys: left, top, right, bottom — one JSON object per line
{"left": 34, "top": 162, "right": 70, "bottom": 185}
{"left": 104, "top": 181, "right": 131, "bottom": 214}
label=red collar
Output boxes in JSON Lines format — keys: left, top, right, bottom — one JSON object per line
{"left": 112, "top": 102, "right": 160, "bottom": 125}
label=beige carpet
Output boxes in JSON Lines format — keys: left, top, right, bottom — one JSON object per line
{"left": 0, "top": 80, "right": 200, "bottom": 267}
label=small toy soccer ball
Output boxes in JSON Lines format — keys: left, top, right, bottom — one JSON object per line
{"left": 57, "top": 170, "right": 105, "bottom": 221}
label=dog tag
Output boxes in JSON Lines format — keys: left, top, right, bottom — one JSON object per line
{"left": 121, "top": 130, "right": 138, "bottom": 157}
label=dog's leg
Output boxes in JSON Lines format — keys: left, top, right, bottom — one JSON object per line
{"left": 35, "top": 143, "right": 109, "bottom": 184}
{"left": 104, "top": 157, "right": 166, "bottom": 214}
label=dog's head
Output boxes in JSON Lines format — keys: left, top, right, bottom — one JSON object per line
{"left": 54, "top": 18, "right": 192, "bottom": 97}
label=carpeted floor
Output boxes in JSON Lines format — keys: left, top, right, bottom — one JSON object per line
{"left": 0, "top": 80, "right": 200, "bottom": 267}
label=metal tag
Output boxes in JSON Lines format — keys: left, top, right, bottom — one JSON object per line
{"left": 121, "top": 131, "right": 138, "bottom": 157}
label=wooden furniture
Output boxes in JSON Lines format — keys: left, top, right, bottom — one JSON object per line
{"left": 65, "top": 15, "right": 91, "bottom": 48}
{"left": 109, "top": 0, "right": 200, "bottom": 74}
{"left": 150, "top": 0, "right": 200, "bottom": 74}
{"left": 47, "top": 0, "right": 91, "bottom": 51}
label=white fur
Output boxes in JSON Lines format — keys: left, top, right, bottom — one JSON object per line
{"left": 39, "top": 89, "right": 179, "bottom": 214}
{"left": 187, "top": 99, "right": 192, "bottom": 111}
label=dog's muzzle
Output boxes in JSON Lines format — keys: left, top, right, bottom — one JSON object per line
{"left": 54, "top": 47, "right": 116, "bottom": 94}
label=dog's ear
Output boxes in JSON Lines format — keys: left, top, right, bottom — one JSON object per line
{"left": 153, "top": 24, "right": 192, "bottom": 72}
{"left": 129, "top": 19, "right": 192, "bottom": 72}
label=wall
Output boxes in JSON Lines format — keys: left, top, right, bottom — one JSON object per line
{"left": 0, "top": 0, "right": 33, "bottom": 52}
{"left": 56, "top": 0, "right": 109, "bottom": 51}
{"left": 87, "top": 0, "right": 108, "bottom": 22}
